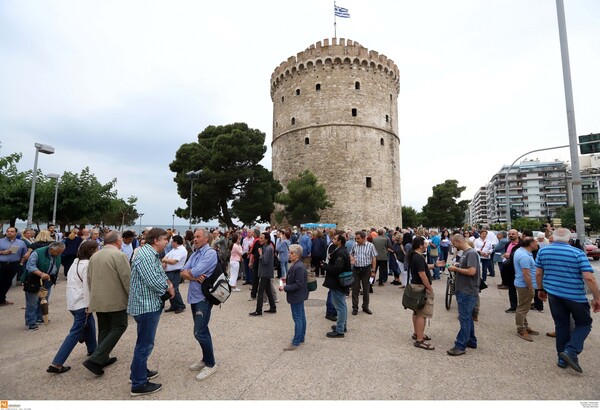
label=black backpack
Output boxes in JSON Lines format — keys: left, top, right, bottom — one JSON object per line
{"left": 201, "top": 261, "right": 231, "bottom": 305}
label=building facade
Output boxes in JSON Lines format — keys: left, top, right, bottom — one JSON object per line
{"left": 470, "top": 187, "right": 489, "bottom": 227}
{"left": 270, "top": 38, "right": 402, "bottom": 229}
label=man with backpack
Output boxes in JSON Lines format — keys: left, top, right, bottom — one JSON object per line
{"left": 180, "top": 228, "right": 219, "bottom": 382}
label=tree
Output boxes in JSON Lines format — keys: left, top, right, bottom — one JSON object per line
{"left": 512, "top": 217, "right": 545, "bottom": 232}
{"left": 102, "top": 196, "right": 140, "bottom": 229}
{"left": 401, "top": 206, "right": 421, "bottom": 228}
{"left": 555, "top": 202, "right": 600, "bottom": 232}
{"left": 170, "top": 123, "right": 282, "bottom": 228}
{"left": 275, "top": 170, "right": 332, "bottom": 226}
{"left": 420, "top": 179, "right": 470, "bottom": 228}
{"left": 0, "top": 147, "right": 30, "bottom": 226}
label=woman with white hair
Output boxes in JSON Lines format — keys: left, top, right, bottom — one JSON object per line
{"left": 279, "top": 244, "right": 308, "bottom": 350}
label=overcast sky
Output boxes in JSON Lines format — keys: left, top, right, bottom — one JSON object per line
{"left": 1, "top": 0, "right": 599, "bottom": 227}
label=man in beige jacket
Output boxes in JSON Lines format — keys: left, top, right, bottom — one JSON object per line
{"left": 83, "top": 230, "right": 131, "bottom": 376}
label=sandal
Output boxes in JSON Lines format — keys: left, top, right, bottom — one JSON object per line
{"left": 414, "top": 340, "right": 435, "bottom": 350}
{"left": 412, "top": 333, "right": 431, "bottom": 341}
{"left": 47, "top": 365, "right": 71, "bottom": 374}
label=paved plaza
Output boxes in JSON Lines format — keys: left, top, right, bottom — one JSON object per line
{"left": 1, "top": 264, "right": 599, "bottom": 401}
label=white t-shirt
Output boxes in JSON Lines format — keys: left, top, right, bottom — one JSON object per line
{"left": 164, "top": 246, "right": 188, "bottom": 271}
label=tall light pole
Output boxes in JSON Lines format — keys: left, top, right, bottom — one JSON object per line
{"left": 27, "top": 143, "right": 55, "bottom": 229}
{"left": 46, "top": 173, "right": 60, "bottom": 226}
{"left": 138, "top": 213, "right": 144, "bottom": 235}
{"left": 186, "top": 170, "right": 202, "bottom": 230}
{"left": 172, "top": 213, "right": 175, "bottom": 231}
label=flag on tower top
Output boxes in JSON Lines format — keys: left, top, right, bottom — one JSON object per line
{"left": 334, "top": 5, "right": 350, "bottom": 18}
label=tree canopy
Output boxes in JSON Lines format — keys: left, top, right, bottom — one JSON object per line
{"left": 401, "top": 205, "right": 421, "bottom": 228}
{"left": 169, "top": 123, "right": 282, "bottom": 228}
{"left": 420, "top": 179, "right": 470, "bottom": 228}
{"left": 275, "top": 170, "right": 332, "bottom": 226}
{"left": 555, "top": 202, "right": 600, "bottom": 233}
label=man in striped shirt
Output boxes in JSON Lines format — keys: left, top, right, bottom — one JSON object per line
{"left": 536, "top": 228, "right": 600, "bottom": 373}
{"left": 127, "top": 228, "right": 173, "bottom": 396}
{"left": 350, "top": 231, "right": 378, "bottom": 316}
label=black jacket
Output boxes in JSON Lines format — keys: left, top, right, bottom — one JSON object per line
{"left": 323, "top": 245, "right": 351, "bottom": 290}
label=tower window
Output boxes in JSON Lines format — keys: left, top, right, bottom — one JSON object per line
{"left": 282, "top": 96, "right": 285, "bottom": 103}
{"left": 291, "top": 117, "right": 296, "bottom": 125}
{"left": 380, "top": 138, "right": 384, "bottom": 146}
{"left": 355, "top": 81, "right": 360, "bottom": 90}
{"left": 385, "top": 115, "right": 389, "bottom": 122}
{"left": 316, "top": 84, "right": 321, "bottom": 91}
{"left": 352, "top": 108, "right": 357, "bottom": 117}
{"left": 366, "top": 177, "right": 372, "bottom": 188}
{"left": 305, "top": 137, "right": 310, "bottom": 145}
{"left": 296, "top": 89, "right": 300, "bottom": 96}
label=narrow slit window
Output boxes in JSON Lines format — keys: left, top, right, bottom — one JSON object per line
{"left": 355, "top": 81, "right": 360, "bottom": 90}
{"left": 296, "top": 89, "right": 300, "bottom": 96}
{"left": 366, "top": 177, "right": 372, "bottom": 188}
{"left": 316, "top": 83, "right": 321, "bottom": 91}
{"left": 305, "top": 137, "right": 310, "bottom": 145}
{"left": 282, "top": 96, "right": 285, "bottom": 103}
{"left": 291, "top": 117, "right": 296, "bottom": 125}
{"left": 385, "top": 115, "right": 389, "bottom": 122}
{"left": 380, "top": 138, "right": 384, "bottom": 146}
{"left": 352, "top": 108, "right": 357, "bottom": 117}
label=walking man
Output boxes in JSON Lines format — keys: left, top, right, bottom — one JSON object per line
{"left": 128, "top": 228, "right": 173, "bottom": 396}
{"left": 447, "top": 234, "right": 480, "bottom": 356}
{"left": 536, "top": 228, "right": 600, "bottom": 372}
{"left": 180, "top": 228, "right": 219, "bottom": 381}
{"left": 84, "top": 231, "right": 131, "bottom": 376}
{"left": 350, "top": 231, "right": 377, "bottom": 316}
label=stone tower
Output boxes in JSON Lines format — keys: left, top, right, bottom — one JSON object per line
{"left": 270, "top": 38, "right": 402, "bottom": 230}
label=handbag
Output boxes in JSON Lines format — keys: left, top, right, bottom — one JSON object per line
{"left": 429, "top": 247, "right": 439, "bottom": 257}
{"left": 339, "top": 271, "right": 354, "bottom": 287}
{"left": 307, "top": 271, "right": 317, "bottom": 292}
{"left": 402, "top": 283, "right": 427, "bottom": 311}
{"left": 23, "top": 275, "right": 42, "bottom": 293}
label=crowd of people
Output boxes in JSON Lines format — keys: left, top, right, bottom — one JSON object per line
{"left": 1, "top": 221, "right": 599, "bottom": 396}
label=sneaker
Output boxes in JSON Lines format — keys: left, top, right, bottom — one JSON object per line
{"left": 195, "top": 364, "right": 217, "bottom": 381}
{"left": 189, "top": 361, "right": 206, "bottom": 371}
{"left": 26, "top": 324, "right": 39, "bottom": 331}
{"left": 130, "top": 381, "right": 162, "bottom": 397}
{"left": 147, "top": 369, "right": 159, "bottom": 379}
{"left": 326, "top": 330, "right": 345, "bottom": 338}
{"left": 232, "top": 288, "right": 242, "bottom": 292}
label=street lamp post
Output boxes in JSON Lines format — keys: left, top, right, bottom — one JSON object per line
{"left": 46, "top": 173, "right": 60, "bottom": 226}
{"left": 172, "top": 213, "right": 175, "bottom": 231}
{"left": 138, "top": 213, "right": 144, "bottom": 235}
{"left": 186, "top": 170, "right": 202, "bottom": 230}
{"left": 27, "top": 143, "right": 55, "bottom": 229}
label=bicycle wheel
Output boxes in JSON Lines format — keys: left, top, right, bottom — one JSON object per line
{"left": 445, "top": 276, "right": 453, "bottom": 310}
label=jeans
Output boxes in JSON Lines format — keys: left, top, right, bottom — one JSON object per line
{"left": 130, "top": 310, "right": 162, "bottom": 389}
{"left": 166, "top": 270, "right": 186, "bottom": 310}
{"left": 191, "top": 300, "right": 215, "bottom": 367}
{"left": 351, "top": 266, "right": 371, "bottom": 309}
{"left": 290, "top": 302, "right": 306, "bottom": 346}
{"left": 326, "top": 290, "right": 337, "bottom": 317}
{"left": 548, "top": 293, "right": 592, "bottom": 358}
{"left": 242, "top": 255, "right": 252, "bottom": 283}
{"left": 89, "top": 310, "right": 128, "bottom": 366}
{"left": 428, "top": 255, "right": 440, "bottom": 279}
{"left": 24, "top": 278, "right": 53, "bottom": 326}
{"left": 480, "top": 259, "right": 493, "bottom": 282}
{"left": 439, "top": 246, "right": 450, "bottom": 270}
{"left": 279, "top": 260, "right": 289, "bottom": 278}
{"left": 330, "top": 289, "right": 347, "bottom": 333}
{"left": 454, "top": 292, "right": 478, "bottom": 350}
{"left": 52, "top": 308, "right": 97, "bottom": 365}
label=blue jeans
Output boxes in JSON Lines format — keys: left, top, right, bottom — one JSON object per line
{"left": 52, "top": 308, "right": 97, "bottom": 365}
{"left": 24, "top": 279, "right": 53, "bottom": 325}
{"left": 243, "top": 255, "right": 252, "bottom": 283}
{"left": 454, "top": 292, "right": 478, "bottom": 350}
{"left": 191, "top": 300, "right": 215, "bottom": 367}
{"left": 429, "top": 255, "right": 440, "bottom": 279}
{"left": 480, "top": 259, "right": 493, "bottom": 282}
{"left": 165, "top": 270, "right": 186, "bottom": 310}
{"left": 330, "top": 289, "right": 347, "bottom": 333}
{"left": 279, "top": 261, "right": 289, "bottom": 278}
{"left": 130, "top": 310, "right": 162, "bottom": 389}
{"left": 290, "top": 302, "right": 306, "bottom": 346}
{"left": 548, "top": 293, "right": 592, "bottom": 358}
{"left": 326, "top": 290, "right": 337, "bottom": 317}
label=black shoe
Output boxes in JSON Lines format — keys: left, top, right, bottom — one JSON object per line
{"left": 325, "top": 315, "right": 338, "bottom": 321}
{"left": 559, "top": 352, "right": 583, "bottom": 373}
{"left": 147, "top": 369, "right": 159, "bottom": 379}
{"left": 488, "top": 274, "right": 495, "bottom": 277}
{"left": 362, "top": 308, "right": 373, "bottom": 315}
{"left": 326, "top": 330, "right": 345, "bottom": 338}
{"left": 174, "top": 308, "right": 185, "bottom": 314}
{"left": 391, "top": 280, "right": 401, "bottom": 285}
{"left": 83, "top": 360, "right": 104, "bottom": 376}
{"left": 331, "top": 325, "right": 347, "bottom": 332}
{"left": 352, "top": 308, "right": 358, "bottom": 316}
{"left": 101, "top": 357, "right": 117, "bottom": 368}
{"left": 466, "top": 342, "right": 477, "bottom": 349}
{"left": 164, "top": 307, "right": 176, "bottom": 313}
{"left": 505, "top": 308, "right": 516, "bottom": 313}
{"left": 265, "top": 309, "right": 277, "bottom": 313}
{"left": 47, "top": 365, "right": 71, "bottom": 374}
{"left": 369, "top": 286, "right": 373, "bottom": 294}
{"left": 131, "top": 381, "right": 162, "bottom": 397}
{"left": 249, "top": 311, "right": 262, "bottom": 316}
{"left": 446, "top": 348, "right": 466, "bottom": 356}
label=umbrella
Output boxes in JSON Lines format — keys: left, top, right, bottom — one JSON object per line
{"left": 38, "top": 279, "right": 49, "bottom": 326}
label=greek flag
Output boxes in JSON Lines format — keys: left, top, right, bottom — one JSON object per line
{"left": 334, "top": 5, "right": 350, "bottom": 18}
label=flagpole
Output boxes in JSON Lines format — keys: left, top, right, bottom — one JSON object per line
{"left": 334, "top": 1, "right": 337, "bottom": 38}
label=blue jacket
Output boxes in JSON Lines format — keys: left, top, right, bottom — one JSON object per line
{"left": 283, "top": 260, "right": 308, "bottom": 304}
{"left": 299, "top": 234, "right": 312, "bottom": 257}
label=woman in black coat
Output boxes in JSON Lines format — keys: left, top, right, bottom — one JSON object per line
{"left": 279, "top": 244, "right": 308, "bottom": 350}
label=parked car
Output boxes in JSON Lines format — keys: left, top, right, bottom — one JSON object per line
{"left": 584, "top": 240, "right": 600, "bottom": 260}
